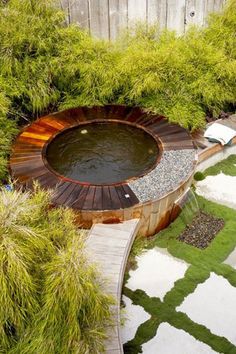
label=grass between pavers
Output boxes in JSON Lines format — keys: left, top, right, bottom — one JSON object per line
{"left": 195, "top": 155, "right": 236, "bottom": 181}
{"left": 123, "top": 195, "right": 236, "bottom": 354}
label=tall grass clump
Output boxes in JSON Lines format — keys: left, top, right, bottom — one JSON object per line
{"left": 0, "top": 87, "right": 18, "bottom": 180}
{"left": 0, "top": 187, "right": 113, "bottom": 353}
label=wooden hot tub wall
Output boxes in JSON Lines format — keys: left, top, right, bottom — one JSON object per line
{"left": 9, "top": 105, "right": 197, "bottom": 237}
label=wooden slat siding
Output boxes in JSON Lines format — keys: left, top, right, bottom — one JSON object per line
{"left": 89, "top": 0, "right": 109, "bottom": 39}
{"left": 47, "top": 112, "right": 78, "bottom": 127}
{"left": 115, "top": 185, "right": 133, "bottom": 208}
{"left": 148, "top": 0, "right": 167, "bottom": 28}
{"left": 46, "top": 114, "right": 74, "bottom": 127}
{"left": 10, "top": 154, "right": 42, "bottom": 164}
{"left": 55, "top": 182, "right": 77, "bottom": 205}
{"left": 26, "top": 124, "right": 56, "bottom": 136}
{"left": 71, "top": 185, "right": 90, "bottom": 208}
{"left": 163, "top": 142, "right": 194, "bottom": 150}
{"left": 93, "top": 186, "right": 103, "bottom": 210}
{"left": 70, "top": 0, "right": 90, "bottom": 29}
{"left": 34, "top": 121, "right": 59, "bottom": 135}
{"left": 125, "top": 107, "right": 143, "bottom": 123}
{"left": 122, "top": 184, "right": 139, "bottom": 205}
{"left": 11, "top": 158, "right": 45, "bottom": 173}
{"left": 82, "top": 186, "right": 96, "bottom": 209}
{"left": 102, "top": 186, "right": 113, "bottom": 210}
{"left": 147, "top": 0, "right": 158, "bottom": 25}
{"left": 20, "top": 131, "right": 51, "bottom": 141}
{"left": 166, "top": 0, "right": 186, "bottom": 33}
{"left": 52, "top": 181, "right": 71, "bottom": 205}
{"left": 118, "top": 0, "right": 128, "bottom": 32}
{"left": 58, "top": 107, "right": 87, "bottom": 123}
{"left": 203, "top": 0, "right": 214, "bottom": 25}
{"left": 109, "top": 186, "right": 122, "bottom": 209}
{"left": 185, "top": 0, "right": 205, "bottom": 31}
{"left": 134, "top": 113, "right": 152, "bottom": 125}
{"left": 60, "top": 0, "right": 226, "bottom": 40}
{"left": 214, "top": 0, "right": 224, "bottom": 11}
{"left": 12, "top": 167, "right": 49, "bottom": 183}
{"left": 36, "top": 172, "right": 60, "bottom": 189}
{"left": 17, "top": 137, "right": 46, "bottom": 147}
{"left": 109, "top": 0, "right": 120, "bottom": 40}
{"left": 63, "top": 184, "right": 83, "bottom": 206}
{"left": 106, "top": 105, "right": 132, "bottom": 120}
{"left": 54, "top": 183, "right": 78, "bottom": 205}
{"left": 38, "top": 116, "right": 66, "bottom": 130}
{"left": 128, "top": 0, "right": 147, "bottom": 24}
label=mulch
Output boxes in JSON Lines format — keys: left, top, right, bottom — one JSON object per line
{"left": 178, "top": 211, "right": 225, "bottom": 249}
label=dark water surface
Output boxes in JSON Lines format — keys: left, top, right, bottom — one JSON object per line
{"left": 46, "top": 122, "right": 159, "bottom": 184}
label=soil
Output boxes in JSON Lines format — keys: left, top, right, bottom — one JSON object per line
{"left": 178, "top": 211, "right": 224, "bottom": 249}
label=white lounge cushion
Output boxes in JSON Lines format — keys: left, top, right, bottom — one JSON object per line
{"left": 204, "top": 122, "right": 236, "bottom": 146}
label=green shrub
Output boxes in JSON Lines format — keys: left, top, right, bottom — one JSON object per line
{"left": 0, "top": 89, "right": 18, "bottom": 180}
{"left": 0, "top": 187, "right": 113, "bottom": 353}
{"left": 194, "top": 171, "right": 205, "bottom": 181}
{"left": 0, "top": 0, "right": 235, "bottom": 131}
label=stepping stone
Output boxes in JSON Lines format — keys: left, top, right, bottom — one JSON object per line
{"left": 224, "top": 247, "right": 236, "bottom": 269}
{"left": 120, "top": 295, "right": 151, "bottom": 344}
{"left": 126, "top": 247, "right": 189, "bottom": 300}
{"left": 177, "top": 272, "right": 236, "bottom": 346}
{"left": 142, "top": 322, "right": 219, "bottom": 354}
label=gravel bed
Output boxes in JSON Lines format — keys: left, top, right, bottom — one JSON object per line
{"left": 128, "top": 149, "right": 196, "bottom": 202}
{"left": 178, "top": 211, "right": 224, "bottom": 249}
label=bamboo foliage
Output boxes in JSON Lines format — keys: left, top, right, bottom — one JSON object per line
{"left": 0, "top": 0, "right": 235, "bottom": 180}
{"left": 0, "top": 187, "right": 113, "bottom": 353}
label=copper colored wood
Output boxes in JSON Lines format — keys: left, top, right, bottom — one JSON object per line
{"left": 10, "top": 105, "right": 197, "bottom": 236}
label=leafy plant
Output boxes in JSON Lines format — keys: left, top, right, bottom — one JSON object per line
{"left": 0, "top": 187, "right": 113, "bottom": 353}
{"left": 0, "top": 0, "right": 235, "bottom": 131}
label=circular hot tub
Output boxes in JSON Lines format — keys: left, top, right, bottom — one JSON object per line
{"left": 10, "top": 105, "right": 197, "bottom": 236}
{"left": 45, "top": 121, "right": 161, "bottom": 185}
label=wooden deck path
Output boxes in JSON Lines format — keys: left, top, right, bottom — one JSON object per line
{"left": 85, "top": 219, "right": 140, "bottom": 354}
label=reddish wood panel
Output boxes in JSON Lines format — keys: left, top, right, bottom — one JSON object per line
{"left": 10, "top": 105, "right": 196, "bottom": 220}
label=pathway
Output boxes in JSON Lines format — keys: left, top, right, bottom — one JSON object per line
{"left": 86, "top": 219, "right": 140, "bottom": 354}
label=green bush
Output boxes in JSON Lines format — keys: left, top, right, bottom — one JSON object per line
{"left": 0, "top": 187, "right": 113, "bottom": 353}
{"left": 0, "top": 89, "right": 18, "bottom": 180}
{"left": 194, "top": 171, "right": 205, "bottom": 181}
{"left": 0, "top": 0, "right": 235, "bottom": 134}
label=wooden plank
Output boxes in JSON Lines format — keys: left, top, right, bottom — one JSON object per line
{"left": 83, "top": 186, "right": 96, "bottom": 209}
{"left": 115, "top": 185, "right": 132, "bottom": 208}
{"left": 148, "top": 0, "right": 167, "bottom": 29}
{"left": 166, "top": 0, "right": 186, "bottom": 34}
{"left": 52, "top": 181, "right": 71, "bottom": 205}
{"left": 71, "top": 185, "right": 90, "bottom": 208}
{"left": 214, "top": 0, "right": 224, "bottom": 12}
{"left": 102, "top": 186, "right": 113, "bottom": 210}
{"left": 70, "top": 0, "right": 90, "bottom": 29}
{"left": 63, "top": 184, "right": 82, "bottom": 206}
{"left": 109, "top": 186, "right": 122, "bottom": 209}
{"left": 59, "top": 0, "right": 70, "bottom": 24}
{"left": 122, "top": 184, "right": 139, "bottom": 206}
{"left": 36, "top": 172, "right": 60, "bottom": 189}
{"left": 89, "top": 0, "right": 110, "bottom": 39}
{"left": 118, "top": 0, "right": 128, "bottom": 33}
{"left": 185, "top": 0, "right": 205, "bottom": 31}
{"left": 93, "top": 186, "right": 103, "bottom": 210}
{"left": 109, "top": 0, "right": 120, "bottom": 40}
{"left": 128, "top": 0, "right": 147, "bottom": 24}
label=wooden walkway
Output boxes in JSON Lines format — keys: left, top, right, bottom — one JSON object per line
{"left": 85, "top": 219, "right": 140, "bottom": 354}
